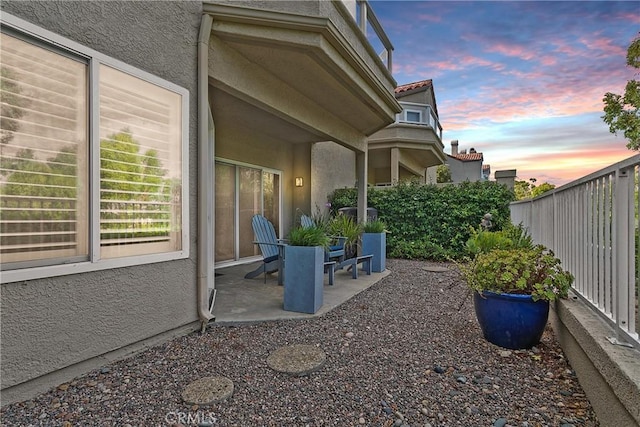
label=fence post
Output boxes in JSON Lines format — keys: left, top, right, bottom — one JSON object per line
{"left": 607, "top": 167, "right": 633, "bottom": 348}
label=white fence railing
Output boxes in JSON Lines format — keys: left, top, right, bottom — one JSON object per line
{"left": 511, "top": 154, "right": 640, "bottom": 349}
{"left": 356, "top": 0, "right": 393, "bottom": 72}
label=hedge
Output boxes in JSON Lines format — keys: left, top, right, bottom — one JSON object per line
{"left": 328, "top": 181, "right": 515, "bottom": 260}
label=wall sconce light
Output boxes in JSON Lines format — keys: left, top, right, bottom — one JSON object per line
{"left": 295, "top": 177, "right": 304, "bottom": 187}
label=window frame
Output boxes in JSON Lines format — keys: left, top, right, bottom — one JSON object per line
{"left": 404, "top": 109, "right": 422, "bottom": 124}
{"left": 1, "top": 12, "right": 190, "bottom": 284}
{"left": 214, "top": 158, "right": 283, "bottom": 267}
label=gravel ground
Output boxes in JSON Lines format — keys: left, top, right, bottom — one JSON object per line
{"left": 1, "top": 259, "right": 598, "bottom": 427}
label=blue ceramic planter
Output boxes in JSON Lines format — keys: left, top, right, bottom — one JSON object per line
{"left": 473, "top": 291, "right": 549, "bottom": 349}
{"left": 283, "top": 245, "right": 324, "bottom": 314}
{"left": 362, "top": 232, "right": 386, "bottom": 272}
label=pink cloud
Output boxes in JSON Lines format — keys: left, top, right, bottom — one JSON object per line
{"left": 415, "top": 13, "right": 441, "bottom": 24}
{"left": 486, "top": 42, "right": 536, "bottom": 61}
{"left": 539, "top": 55, "right": 556, "bottom": 66}
{"left": 618, "top": 13, "right": 640, "bottom": 24}
{"left": 579, "top": 35, "right": 627, "bottom": 57}
{"left": 439, "top": 61, "right": 630, "bottom": 130}
{"left": 490, "top": 147, "right": 634, "bottom": 186}
{"left": 552, "top": 40, "right": 583, "bottom": 56}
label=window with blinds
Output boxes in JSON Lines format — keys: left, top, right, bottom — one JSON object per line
{"left": 0, "top": 20, "right": 187, "bottom": 277}
{"left": 0, "top": 33, "right": 89, "bottom": 267}
{"left": 99, "top": 65, "right": 182, "bottom": 258}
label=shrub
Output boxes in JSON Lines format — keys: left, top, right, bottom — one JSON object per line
{"left": 328, "top": 181, "right": 515, "bottom": 260}
{"left": 459, "top": 246, "right": 574, "bottom": 301}
{"left": 436, "top": 164, "right": 452, "bottom": 183}
{"left": 465, "top": 223, "right": 534, "bottom": 256}
{"left": 387, "top": 238, "right": 452, "bottom": 261}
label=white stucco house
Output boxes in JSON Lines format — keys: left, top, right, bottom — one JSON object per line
{"left": 366, "top": 79, "right": 446, "bottom": 185}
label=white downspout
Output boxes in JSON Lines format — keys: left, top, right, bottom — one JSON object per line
{"left": 198, "top": 13, "right": 215, "bottom": 331}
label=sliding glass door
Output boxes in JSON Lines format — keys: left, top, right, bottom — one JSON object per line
{"left": 215, "top": 160, "right": 280, "bottom": 264}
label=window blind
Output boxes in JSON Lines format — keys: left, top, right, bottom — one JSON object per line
{"left": 98, "top": 65, "right": 182, "bottom": 258}
{"left": 0, "top": 33, "right": 88, "bottom": 266}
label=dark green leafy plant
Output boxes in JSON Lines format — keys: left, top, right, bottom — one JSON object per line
{"left": 459, "top": 246, "right": 574, "bottom": 302}
{"left": 327, "top": 181, "right": 515, "bottom": 260}
{"left": 287, "top": 225, "right": 330, "bottom": 248}
{"left": 387, "top": 238, "right": 450, "bottom": 261}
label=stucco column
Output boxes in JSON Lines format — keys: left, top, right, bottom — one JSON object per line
{"left": 356, "top": 150, "right": 367, "bottom": 224}
{"left": 495, "top": 169, "right": 517, "bottom": 190}
{"left": 390, "top": 147, "right": 399, "bottom": 185}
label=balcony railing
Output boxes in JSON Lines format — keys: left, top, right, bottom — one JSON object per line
{"left": 356, "top": 0, "right": 393, "bottom": 72}
{"left": 396, "top": 101, "right": 443, "bottom": 140}
{"left": 510, "top": 154, "right": 640, "bottom": 349}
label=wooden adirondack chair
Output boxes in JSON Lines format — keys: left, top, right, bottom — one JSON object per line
{"left": 244, "top": 215, "right": 286, "bottom": 284}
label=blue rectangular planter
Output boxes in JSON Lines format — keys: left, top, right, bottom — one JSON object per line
{"left": 362, "top": 232, "right": 386, "bottom": 273}
{"left": 283, "top": 245, "right": 324, "bottom": 314}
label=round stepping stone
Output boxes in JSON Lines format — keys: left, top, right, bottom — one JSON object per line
{"left": 267, "top": 344, "right": 326, "bottom": 376}
{"left": 182, "top": 376, "right": 234, "bottom": 406}
{"left": 422, "top": 266, "right": 450, "bottom": 272}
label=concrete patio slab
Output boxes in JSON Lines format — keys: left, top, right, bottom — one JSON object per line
{"left": 211, "top": 261, "right": 390, "bottom": 323}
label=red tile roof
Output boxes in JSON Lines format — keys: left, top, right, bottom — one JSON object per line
{"left": 395, "top": 79, "right": 433, "bottom": 94}
{"left": 449, "top": 152, "right": 484, "bottom": 162}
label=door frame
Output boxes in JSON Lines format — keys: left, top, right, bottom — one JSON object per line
{"left": 214, "top": 157, "right": 282, "bottom": 267}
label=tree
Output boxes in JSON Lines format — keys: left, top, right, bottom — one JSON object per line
{"left": 531, "top": 182, "right": 555, "bottom": 198}
{"left": 436, "top": 164, "right": 452, "bottom": 183}
{"left": 602, "top": 35, "right": 640, "bottom": 150}
{"left": 514, "top": 178, "right": 555, "bottom": 200}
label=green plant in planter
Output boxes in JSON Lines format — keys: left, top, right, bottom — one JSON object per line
{"left": 465, "top": 223, "right": 534, "bottom": 256}
{"left": 460, "top": 246, "right": 574, "bottom": 302}
{"left": 328, "top": 214, "right": 362, "bottom": 257}
{"left": 287, "top": 225, "right": 330, "bottom": 248}
{"left": 363, "top": 219, "right": 386, "bottom": 233}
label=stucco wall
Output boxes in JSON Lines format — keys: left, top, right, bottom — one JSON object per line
{"left": 214, "top": 0, "right": 321, "bottom": 16}
{"left": 311, "top": 142, "right": 356, "bottom": 216}
{"left": 0, "top": 0, "right": 202, "bottom": 403}
{"left": 214, "top": 119, "right": 296, "bottom": 234}
{"left": 397, "top": 90, "right": 429, "bottom": 105}
{"left": 448, "top": 157, "right": 482, "bottom": 183}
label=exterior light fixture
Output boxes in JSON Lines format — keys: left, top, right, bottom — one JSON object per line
{"left": 295, "top": 177, "right": 304, "bottom": 187}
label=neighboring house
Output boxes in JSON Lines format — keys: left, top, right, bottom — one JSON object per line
{"left": 0, "top": 0, "right": 401, "bottom": 404}
{"left": 366, "top": 79, "right": 446, "bottom": 185}
{"left": 482, "top": 164, "right": 491, "bottom": 181}
{"left": 445, "top": 140, "right": 485, "bottom": 183}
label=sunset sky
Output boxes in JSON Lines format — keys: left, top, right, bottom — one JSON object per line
{"left": 372, "top": 1, "right": 639, "bottom": 186}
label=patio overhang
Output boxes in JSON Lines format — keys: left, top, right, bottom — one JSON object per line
{"left": 204, "top": 2, "right": 401, "bottom": 152}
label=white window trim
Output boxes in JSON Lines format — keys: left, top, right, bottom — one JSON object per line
{"left": 404, "top": 109, "right": 422, "bottom": 123}
{"left": 1, "top": 12, "right": 190, "bottom": 284}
